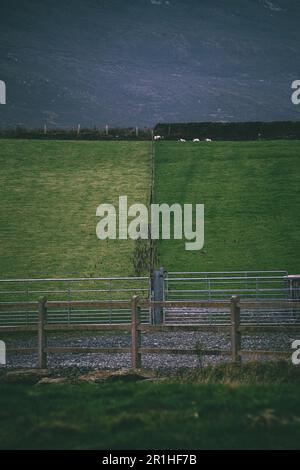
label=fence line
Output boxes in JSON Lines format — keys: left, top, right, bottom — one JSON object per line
{"left": 1, "top": 296, "right": 300, "bottom": 369}
{"left": 1, "top": 270, "right": 299, "bottom": 327}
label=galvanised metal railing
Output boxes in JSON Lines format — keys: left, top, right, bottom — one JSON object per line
{"left": 164, "top": 271, "right": 289, "bottom": 301}
{"left": 0, "top": 276, "right": 150, "bottom": 326}
{"left": 0, "top": 271, "right": 299, "bottom": 326}
{"left": 163, "top": 270, "right": 300, "bottom": 325}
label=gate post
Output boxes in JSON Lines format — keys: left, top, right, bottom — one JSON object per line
{"left": 152, "top": 267, "right": 166, "bottom": 324}
{"left": 37, "top": 296, "right": 47, "bottom": 369}
{"left": 230, "top": 295, "right": 241, "bottom": 363}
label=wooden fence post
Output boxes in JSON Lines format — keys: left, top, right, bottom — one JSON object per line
{"left": 230, "top": 295, "right": 241, "bottom": 363}
{"left": 37, "top": 296, "right": 47, "bottom": 368}
{"left": 131, "top": 295, "right": 141, "bottom": 369}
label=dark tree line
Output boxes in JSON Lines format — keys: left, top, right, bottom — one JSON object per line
{"left": 154, "top": 121, "right": 300, "bottom": 141}
{"left": 1, "top": 121, "right": 300, "bottom": 141}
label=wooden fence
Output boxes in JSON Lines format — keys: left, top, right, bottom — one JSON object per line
{"left": 1, "top": 296, "right": 300, "bottom": 369}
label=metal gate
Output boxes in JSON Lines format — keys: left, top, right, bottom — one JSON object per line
{"left": 161, "top": 270, "right": 300, "bottom": 325}
{"left": 1, "top": 270, "right": 299, "bottom": 326}
{"left": 0, "top": 276, "right": 150, "bottom": 326}
{"left": 164, "top": 271, "right": 289, "bottom": 301}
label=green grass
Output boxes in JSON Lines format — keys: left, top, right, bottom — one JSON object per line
{"left": 154, "top": 140, "right": 300, "bottom": 272}
{"left": 1, "top": 362, "right": 300, "bottom": 449}
{"left": 1, "top": 139, "right": 299, "bottom": 279}
{"left": 0, "top": 140, "right": 151, "bottom": 278}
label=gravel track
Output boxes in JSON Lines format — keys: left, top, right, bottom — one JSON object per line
{"left": 2, "top": 331, "right": 299, "bottom": 369}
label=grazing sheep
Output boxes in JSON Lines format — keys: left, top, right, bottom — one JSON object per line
{"left": 193, "top": 138, "right": 200, "bottom": 142}
{"left": 179, "top": 138, "right": 186, "bottom": 142}
{"left": 154, "top": 135, "right": 162, "bottom": 141}
{"left": 205, "top": 138, "right": 212, "bottom": 142}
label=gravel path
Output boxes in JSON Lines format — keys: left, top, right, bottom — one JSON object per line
{"left": 2, "top": 331, "right": 299, "bottom": 369}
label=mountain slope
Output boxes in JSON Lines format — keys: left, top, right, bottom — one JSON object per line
{"left": 0, "top": 0, "right": 299, "bottom": 127}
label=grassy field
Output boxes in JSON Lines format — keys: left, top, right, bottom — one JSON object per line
{"left": 1, "top": 363, "right": 300, "bottom": 450}
{"left": 0, "top": 140, "right": 151, "bottom": 279}
{"left": 154, "top": 140, "right": 300, "bottom": 273}
{"left": 1, "top": 139, "right": 299, "bottom": 280}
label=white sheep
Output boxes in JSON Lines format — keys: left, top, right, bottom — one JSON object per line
{"left": 179, "top": 138, "right": 186, "bottom": 142}
{"left": 154, "top": 135, "right": 162, "bottom": 141}
{"left": 193, "top": 138, "right": 200, "bottom": 142}
{"left": 205, "top": 138, "right": 212, "bottom": 142}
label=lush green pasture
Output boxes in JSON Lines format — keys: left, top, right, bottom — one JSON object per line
{"left": 154, "top": 140, "right": 300, "bottom": 272}
{"left": 1, "top": 362, "right": 300, "bottom": 449}
{"left": 0, "top": 140, "right": 151, "bottom": 278}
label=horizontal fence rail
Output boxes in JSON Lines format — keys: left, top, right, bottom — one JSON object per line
{"left": 0, "top": 277, "right": 150, "bottom": 301}
{"left": 1, "top": 296, "right": 300, "bottom": 369}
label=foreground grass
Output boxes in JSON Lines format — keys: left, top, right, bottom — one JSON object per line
{"left": 0, "top": 139, "right": 151, "bottom": 279}
{"left": 0, "top": 362, "right": 300, "bottom": 450}
{"left": 154, "top": 140, "right": 300, "bottom": 272}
